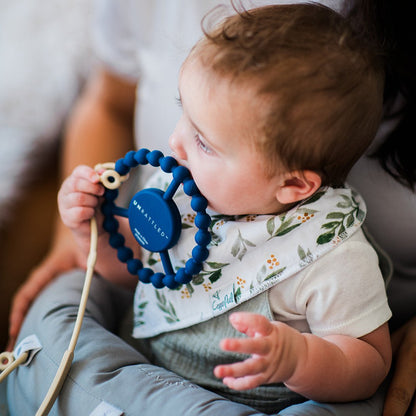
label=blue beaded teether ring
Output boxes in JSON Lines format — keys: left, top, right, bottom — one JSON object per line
{"left": 100, "top": 149, "right": 211, "bottom": 290}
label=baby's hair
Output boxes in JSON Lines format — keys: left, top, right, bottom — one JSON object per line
{"left": 190, "top": 3, "right": 384, "bottom": 186}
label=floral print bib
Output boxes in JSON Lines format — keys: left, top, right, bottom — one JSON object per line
{"left": 132, "top": 172, "right": 366, "bottom": 338}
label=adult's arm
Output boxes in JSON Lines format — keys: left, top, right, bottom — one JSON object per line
{"left": 383, "top": 317, "right": 416, "bottom": 416}
{"left": 7, "top": 68, "right": 137, "bottom": 350}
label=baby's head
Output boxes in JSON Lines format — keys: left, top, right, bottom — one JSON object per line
{"left": 170, "top": 3, "right": 384, "bottom": 215}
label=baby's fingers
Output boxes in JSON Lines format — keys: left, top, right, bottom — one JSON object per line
{"left": 64, "top": 165, "right": 104, "bottom": 195}
{"left": 215, "top": 356, "right": 267, "bottom": 379}
{"left": 214, "top": 358, "right": 268, "bottom": 390}
{"left": 72, "top": 164, "right": 102, "bottom": 183}
{"left": 59, "top": 166, "right": 104, "bottom": 209}
{"left": 220, "top": 335, "right": 270, "bottom": 355}
{"left": 61, "top": 191, "right": 101, "bottom": 211}
{"left": 228, "top": 312, "right": 274, "bottom": 338}
{"left": 222, "top": 374, "right": 264, "bottom": 391}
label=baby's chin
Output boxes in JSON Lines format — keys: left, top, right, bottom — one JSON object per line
{"left": 207, "top": 200, "right": 282, "bottom": 216}
{"left": 206, "top": 201, "right": 248, "bottom": 216}
{"left": 206, "top": 201, "right": 226, "bottom": 215}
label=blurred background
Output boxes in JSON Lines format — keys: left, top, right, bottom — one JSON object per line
{"left": 0, "top": 0, "right": 96, "bottom": 349}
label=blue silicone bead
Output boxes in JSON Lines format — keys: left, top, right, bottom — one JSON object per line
{"left": 115, "top": 159, "right": 129, "bottom": 175}
{"left": 127, "top": 258, "right": 143, "bottom": 274}
{"left": 138, "top": 268, "right": 153, "bottom": 284}
{"left": 163, "top": 274, "right": 179, "bottom": 289}
{"left": 151, "top": 272, "right": 165, "bottom": 289}
{"left": 124, "top": 150, "right": 139, "bottom": 167}
{"left": 146, "top": 150, "right": 164, "bottom": 166}
{"left": 103, "top": 217, "right": 119, "bottom": 233}
{"left": 176, "top": 268, "right": 191, "bottom": 284}
{"left": 195, "top": 229, "right": 211, "bottom": 246}
{"left": 185, "top": 258, "right": 202, "bottom": 275}
{"left": 183, "top": 178, "right": 198, "bottom": 196}
{"left": 195, "top": 212, "right": 211, "bottom": 229}
{"left": 134, "top": 148, "right": 150, "bottom": 165}
{"left": 104, "top": 189, "right": 118, "bottom": 202}
{"left": 118, "top": 247, "right": 133, "bottom": 262}
{"left": 101, "top": 201, "right": 114, "bottom": 216}
{"left": 160, "top": 156, "right": 178, "bottom": 173}
{"left": 192, "top": 246, "right": 209, "bottom": 262}
{"left": 172, "top": 166, "right": 190, "bottom": 182}
{"left": 109, "top": 233, "right": 125, "bottom": 248}
{"left": 191, "top": 195, "right": 208, "bottom": 212}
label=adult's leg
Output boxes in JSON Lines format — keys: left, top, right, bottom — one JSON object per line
{"left": 7, "top": 270, "right": 387, "bottom": 416}
{"left": 6, "top": 270, "right": 264, "bottom": 416}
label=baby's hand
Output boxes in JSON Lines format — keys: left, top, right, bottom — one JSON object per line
{"left": 214, "top": 312, "right": 302, "bottom": 390}
{"left": 58, "top": 165, "right": 105, "bottom": 234}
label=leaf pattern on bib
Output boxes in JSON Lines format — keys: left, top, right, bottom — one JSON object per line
{"left": 317, "top": 193, "right": 365, "bottom": 244}
{"left": 266, "top": 199, "right": 320, "bottom": 239}
{"left": 297, "top": 245, "right": 314, "bottom": 267}
{"left": 231, "top": 230, "right": 256, "bottom": 260}
{"left": 134, "top": 301, "right": 148, "bottom": 327}
{"left": 155, "top": 290, "right": 180, "bottom": 323}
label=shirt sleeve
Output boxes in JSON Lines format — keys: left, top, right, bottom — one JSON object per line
{"left": 294, "top": 230, "right": 392, "bottom": 338}
{"left": 92, "top": 0, "right": 142, "bottom": 81}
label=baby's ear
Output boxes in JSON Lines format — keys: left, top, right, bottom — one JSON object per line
{"left": 275, "top": 170, "right": 321, "bottom": 204}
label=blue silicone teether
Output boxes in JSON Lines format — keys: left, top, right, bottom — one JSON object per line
{"left": 100, "top": 149, "right": 211, "bottom": 289}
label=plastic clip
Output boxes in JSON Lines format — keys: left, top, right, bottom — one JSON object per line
{"left": 94, "top": 162, "right": 129, "bottom": 190}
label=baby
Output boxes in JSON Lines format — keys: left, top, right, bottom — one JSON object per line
{"left": 58, "top": 3, "right": 391, "bottom": 413}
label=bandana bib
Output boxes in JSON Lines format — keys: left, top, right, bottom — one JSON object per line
{"left": 132, "top": 172, "right": 366, "bottom": 338}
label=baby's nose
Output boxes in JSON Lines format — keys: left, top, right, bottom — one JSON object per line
{"left": 169, "top": 134, "right": 187, "bottom": 161}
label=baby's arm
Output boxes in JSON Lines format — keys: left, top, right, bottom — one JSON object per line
{"left": 58, "top": 165, "right": 138, "bottom": 288}
{"left": 214, "top": 312, "right": 391, "bottom": 402}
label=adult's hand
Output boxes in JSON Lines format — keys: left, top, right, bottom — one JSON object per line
{"left": 7, "top": 225, "right": 81, "bottom": 351}
{"left": 383, "top": 317, "right": 416, "bottom": 416}
{"left": 7, "top": 67, "right": 137, "bottom": 351}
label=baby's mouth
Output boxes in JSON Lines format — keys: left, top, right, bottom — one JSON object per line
{"left": 171, "top": 152, "right": 190, "bottom": 170}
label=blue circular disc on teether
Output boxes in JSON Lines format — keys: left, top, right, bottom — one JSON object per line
{"left": 128, "top": 188, "right": 181, "bottom": 252}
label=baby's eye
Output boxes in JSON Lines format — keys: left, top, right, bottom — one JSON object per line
{"left": 195, "top": 133, "right": 213, "bottom": 155}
